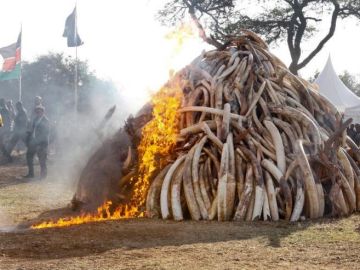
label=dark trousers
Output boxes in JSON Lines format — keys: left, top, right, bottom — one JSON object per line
{"left": 0, "top": 131, "right": 11, "bottom": 159}
{"left": 26, "top": 143, "right": 48, "bottom": 178}
{"left": 7, "top": 133, "right": 27, "bottom": 155}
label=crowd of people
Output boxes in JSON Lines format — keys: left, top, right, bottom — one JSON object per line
{"left": 0, "top": 96, "right": 49, "bottom": 179}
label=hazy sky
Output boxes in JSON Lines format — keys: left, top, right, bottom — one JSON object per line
{"left": 0, "top": 0, "right": 359, "bottom": 111}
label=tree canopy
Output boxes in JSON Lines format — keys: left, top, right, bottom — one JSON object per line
{"left": 339, "top": 71, "right": 360, "bottom": 96}
{"left": 158, "top": 0, "right": 360, "bottom": 74}
{"left": 0, "top": 53, "right": 118, "bottom": 120}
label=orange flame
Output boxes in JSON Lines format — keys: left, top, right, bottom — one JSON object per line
{"left": 31, "top": 84, "right": 182, "bottom": 229}
{"left": 131, "top": 85, "right": 183, "bottom": 210}
{"left": 165, "top": 23, "right": 196, "bottom": 53}
{"left": 30, "top": 201, "right": 136, "bottom": 229}
{"left": 30, "top": 23, "right": 192, "bottom": 230}
{"left": 165, "top": 22, "right": 198, "bottom": 76}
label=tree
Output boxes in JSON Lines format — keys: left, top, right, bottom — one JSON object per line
{"left": 308, "top": 70, "right": 320, "bottom": 83}
{"left": 158, "top": 0, "right": 360, "bottom": 74}
{"left": 0, "top": 53, "right": 118, "bottom": 120}
{"left": 339, "top": 71, "right": 360, "bottom": 96}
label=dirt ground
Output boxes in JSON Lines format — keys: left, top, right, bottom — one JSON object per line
{"left": 1, "top": 158, "right": 360, "bottom": 270}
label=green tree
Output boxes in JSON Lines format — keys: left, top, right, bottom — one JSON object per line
{"left": 308, "top": 70, "right": 320, "bottom": 83}
{"left": 339, "top": 71, "right": 360, "bottom": 96}
{"left": 0, "top": 53, "right": 118, "bottom": 120}
{"left": 158, "top": 0, "right": 360, "bottom": 74}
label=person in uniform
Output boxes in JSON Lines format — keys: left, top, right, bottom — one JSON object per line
{"left": 30, "top": 96, "right": 43, "bottom": 122}
{"left": 7, "top": 101, "right": 29, "bottom": 156}
{"left": 0, "top": 98, "right": 12, "bottom": 162}
{"left": 6, "top": 100, "right": 16, "bottom": 121}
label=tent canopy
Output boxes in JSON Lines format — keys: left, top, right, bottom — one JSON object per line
{"left": 315, "top": 56, "right": 360, "bottom": 112}
{"left": 344, "top": 104, "right": 360, "bottom": 124}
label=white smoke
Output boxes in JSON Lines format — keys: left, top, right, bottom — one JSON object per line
{"left": 0, "top": 206, "right": 12, "bottom": 228}
{"left": 30, "top": 83, "right": 131, "bottom": 209}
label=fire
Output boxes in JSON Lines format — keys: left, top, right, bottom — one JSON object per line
{"left": 31, "top": 22, "right": 192, "bottom": 230}
{"left": 165, "top": 22, "right": 199, "bottom": 75}
{"left": 32, "top": 84, "right": 182, "bottom": 229}
{"left": 31, "top": 201, "right": 128, "bottom": 229}
{"left": 165, "top": 22, "right": 196, "bottom": 54}
{"left": 131, "top": 85, "right": 183, "bottom": 211}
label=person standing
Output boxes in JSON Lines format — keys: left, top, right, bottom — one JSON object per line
{"left": 6, "top": 100, "right": 16, "bottom": 121}
{"left": 7, "top": 101, "right": 29, "bottom": 156}
{"left": 30, "top": 96, "right": 43, "bottom": 122}
{"left": 25, "top": 105, "right": 50, "bottom": 179}
{"left": 0, "top": 98, "right": 12, "bottom": 162}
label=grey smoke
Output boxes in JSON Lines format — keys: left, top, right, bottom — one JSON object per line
{"left": 30, "top": 83, "right": 132, "bottom": 210}
{"left": 0, "top": 207, "right": 12, "bottom": 228}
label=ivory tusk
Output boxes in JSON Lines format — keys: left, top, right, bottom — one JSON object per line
{"left": 160, "top": 155, "right": 186, "bottom": 219}
{"left": 294, "top": 140, "right": 320, "bottom": 219}
{"left": 122, "top": 146, "right": 133, "bottom": 171}
{"left": 179, "top": 106, "right": 244, "bottom": 121}
{"left": 192, "top": 136, "right": 209, "bottom": 220}
{"left": 264, "top": 120, "right": 286, "bottom": 174}
{"left": 183, "top": 147, "right": 202, "bottom": 220}
{"left": 146, "top": 165, "right": 171, "bottom": 218}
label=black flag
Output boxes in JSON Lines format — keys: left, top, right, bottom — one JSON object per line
{"left": 63, "top": 7, "right": 83, "bottom": 47}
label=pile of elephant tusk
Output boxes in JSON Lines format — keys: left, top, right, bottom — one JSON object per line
{"left": 145, "top": 30, "right": 360, "bottom": 222}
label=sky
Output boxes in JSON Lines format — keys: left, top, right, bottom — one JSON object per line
{"left": 0, "top": 0, "right": 360, "bottom": 112}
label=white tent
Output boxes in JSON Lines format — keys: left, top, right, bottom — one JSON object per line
{"left": 344, "top": 104, "right": 360, "bottom": 124}
{"left": 315, "top": 56, "right": 360, "bottom": 112}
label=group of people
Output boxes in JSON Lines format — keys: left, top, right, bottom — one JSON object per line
{"left": 0, "top": 96, "right": 49, "bottom": 179}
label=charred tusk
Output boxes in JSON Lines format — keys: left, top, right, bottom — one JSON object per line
{"left": 122, "top": 146, "right": 133, "bottom": 171}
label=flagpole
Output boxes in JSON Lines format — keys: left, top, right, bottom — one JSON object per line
{"left": 19, "top": 25, "right": 22, "bottom": 102}
{"left": 75, "top": 42, "right": 78, "bottom": 114}
{"left": 74, "top": 3, "right": 78, "bottom": 114}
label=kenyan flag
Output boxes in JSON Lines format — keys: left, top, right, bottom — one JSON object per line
{"left": 0, "top": 32, "right": 21, "bottom": 81}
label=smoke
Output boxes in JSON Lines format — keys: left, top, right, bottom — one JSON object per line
{"left": 29, "top": 80, "right": 131, "bottom": 209}
{"left": 0, "top": 206, "right": 13, "bottom": 228}
{"left": 0, "top": 210, "right": 19, "bottom": 232}
{"left": 0, "top": 19, "right": 206, "bottom": 217}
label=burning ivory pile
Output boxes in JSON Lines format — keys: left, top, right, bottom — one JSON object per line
{"left": 145, "top": 31, "right": 360, "bottom": 222}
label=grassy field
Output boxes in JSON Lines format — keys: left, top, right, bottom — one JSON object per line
{"left": 0, "top": 160, "right": 360, "bottom": 270}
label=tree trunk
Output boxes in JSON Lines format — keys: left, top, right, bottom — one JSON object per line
{"left": 289, "top": 62, "right": 298, "bottom": 75}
